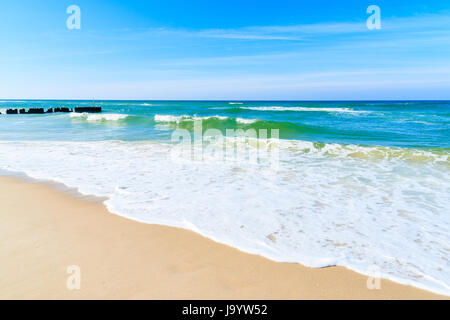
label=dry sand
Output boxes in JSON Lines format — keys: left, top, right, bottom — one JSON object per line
{"left": 0, "top": 175, "right": 445, "bottom": 299}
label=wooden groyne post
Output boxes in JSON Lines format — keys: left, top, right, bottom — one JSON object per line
{"left": 0, "top": 106, "right": 102, "bottom": 115}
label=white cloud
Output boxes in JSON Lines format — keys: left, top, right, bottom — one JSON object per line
{"left": 129, "top": 12, "right": 450, "bottom": 41}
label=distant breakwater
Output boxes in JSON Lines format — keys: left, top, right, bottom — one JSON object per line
{"left": 0, "top": 106, "right": 102, "bottom": 115}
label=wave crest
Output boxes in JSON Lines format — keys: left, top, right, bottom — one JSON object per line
{"left": 154, "top": 114, "right": 257, "bottom": 125}
{"left": 70, "top": 113, "right": 129, "bottom": 122}
{"left": 241, "top": 106, "right": 368, "bottom": 113}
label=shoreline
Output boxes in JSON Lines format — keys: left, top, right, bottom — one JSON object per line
{"left": 0, "top": 175, "right": 446, "bottom": 299}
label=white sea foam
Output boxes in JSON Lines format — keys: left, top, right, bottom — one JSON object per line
{"left": 154, "top": 114, "right": 186, "bottom": 123}
{"left": 242, "top": 106, "right": 368, "bottom": 113}
{"left": 70, "top": 113, "right": 128, "bottom": 121}
{"left": 236, "top": 118, "right": 258, "bottom": 124}
{"left": 154, "top": 114, "right": 258, "bottom": 125}
{"left": 229, "top": 102, "right": 243, "bottom": 105}
{"left": 0, "top": 140, "right": 448, "bottom": 295}
{"left": 154, "top": 115, "right": 229, "bottom": 123}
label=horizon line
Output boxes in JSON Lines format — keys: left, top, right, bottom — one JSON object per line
{"left": 1, "top": 99, "right": 450, "bottom": 102}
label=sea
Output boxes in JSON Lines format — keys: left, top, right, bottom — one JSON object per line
{"left": 0, "top": 100, "right": 448, "bottom": 295}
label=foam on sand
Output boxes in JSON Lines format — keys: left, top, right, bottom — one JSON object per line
{"left": 0, "top": 139, "right": 448, "bottom": 296}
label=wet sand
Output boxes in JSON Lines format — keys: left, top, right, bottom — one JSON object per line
{"left": 0, "top": 176, "right": 445, "bottom": 299}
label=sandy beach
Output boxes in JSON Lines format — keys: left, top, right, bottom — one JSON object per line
{"left": 0, "top": 175, "right": 445, "bottom": 300}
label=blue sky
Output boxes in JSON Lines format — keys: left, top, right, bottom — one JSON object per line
{"left": 0, "top": 0, "right": 449, "bottom": 100}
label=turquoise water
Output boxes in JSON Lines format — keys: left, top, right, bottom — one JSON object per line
{"left": 0, "top": 100, "right": 449, "bottom": 295}
{"left": 1, "top": 100, "right": 449, "bottom": 148}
